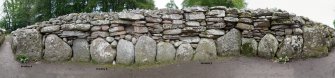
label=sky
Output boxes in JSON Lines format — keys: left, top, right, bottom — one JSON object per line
{"left": 0, "top": 0, "right": 334, "bottom": 26}
{"left": 155, "top": 0, "right": 335, "bottom": 27}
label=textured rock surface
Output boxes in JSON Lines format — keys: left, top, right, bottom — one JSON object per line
{"left": 156, "top": 42, "right": 176, "bottom": 62}
{"left": 90, "top": 38, "right": 116, "bottom": 63}
{"left": 241, "top": 38, "right": 258, "bottom": 56}
{"left": 277, "top": 35, "right": 303, "bottom": 58}
{"left": 44, "top": 34, "right": 72, "bottom": 61}
{"left": 12, "top": 29, "right": 43, "bottom": 61}
{"left": 72, "top": 39, "right": 90, "bottom": 62}
{"left": 216, "top": 28, "right": 241, "bottom": 56}
{"left": 135, "top": 36, "right": 157, "bottom": 64}
{"left": 193, "top": 39, "right": 217, "bottom": 61}
{"left": 303, "top": 25, "right": 328, "bottom": 57}
{"left": 116, "top": 39, "right": 135, "bottom": 64}
{"left": 258, "top": 34, "right": 278, "bottom": 58}
{"left": 176, "top": 43, "right": 195, "bottom": 61}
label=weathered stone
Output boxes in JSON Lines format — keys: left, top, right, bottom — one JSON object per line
{"left": 111, "top": 40, "right": 118, "bottom": 48}
{"left": 90, "top": 20, "right": 110, "bottom": 25}
{"left": 277, "top": 35, "right": 303, "bottom": 58}
{"left": 72, "top": 39, "right": 90, "bottom": 62}
{"left": 183, "top": 6, "right": 208, "bottom": 12}
{"left": 159, "top": 8, "right": 183, "bottom": 14}
{"left": 125, "top": 35, "right": 132, "bottom": 41}
{"left": 210, "top": 6, "right": 227, "bottom": 10}
{"left": 206, "top": 18, "right": 223, "bottom": 22}
{"left": 101, "top": 25, "right": 110, "bottom": 31}
{"left": 285, "top": 29, "right": 293, "bottom": 35}
{"left": 44, "top": 34, "right": 72, "bottom": 61}
{"left": 12, "top": 29, "right": 43, "bottom": 61}
{"left": 239, "top": 12, "right": 252, "bottom": 18}
{"left": 162, "top": 14, "right": 183, "bottom": 20}
{"left": 134, "top": 27, "right": 149, "bottom": 33}
{"left": 156, "top": 42, "right": 176, "bottom": 62}
{"left": 241, "top": 38, "right": 258, "bottom": 56}
{"left": 207, "top": 23, "right": 226, "bottom": 29}
{"left": 109, "top": 26, "right": 124, "bottom": 32}
{"left": 258, "top": 34, "right": 278, "bottom": 58}
{"left": 118, "top": 12, "right": 144, "bottom": 20}
{"left": 254, "top": 21, "right": 270, "bottom": 27}
{"left": 91, "top": 26, "right": 101, "bottom": 31}
{"left": 41, "top": 25, "right": 60, "bottom": 33}
{"left": 59, "top": 31, "right": 89, "bottom": 38}
{"left": 193, "top": 39, "right": 217, "bottom": 61}
{"left": 224, "top": 17, "right": 239, "bottom": 22}
{"left": 176, "top": 43, "right": 195, "bottom": 61}
{"left": 117, "top": 39, "right": 135, "bottom": 64}
{"left": 180, "top": 37, "right": 200, "bottom": 43}
{"left": 293, "top": 28, "right": 303, "bottom": 35}
{"left": 185, "top": 12, "right": 206, "bottom": 20}
{"left": 90, "top": 38, "right": 116, "bottom": 63}
{"left": 172, "top": 20, "right": 184, "bottom": 24}
{"left": 207, "top": 10, "right": 225, "bottom": 17}
{"left": 239, "top": 18, "right": 253, "bottom": 23}
{"left": 216, "top": 28, "right": 241, "bottom": 56}
{"left": 135, "top": 36, "right": 157, "bottom": 64}
{"left": 110, "top": 31, "right": 127, "bottom": 36}
{"left": 163, "top": 29, "right": 182, "bottom": 35}
{"left": 146, "top": 17, "right": 162, "bottom": 23}
{"left": 106, "top": 37, "right": 115, "bottom": 43}
{"left": 303, "top": 26, "right": 328, "bottom": 57}
{"left": 205, "top": 29, "right": 225, "bottom": 35}
{"left": 91, "top": 31, "right": 109, "bottom": 38}
{"left": 271, "top": 25, "right": 288, "bottom": 30}
{"left": 186, "top": 21, "right": 200, "bottom": 26}
{"left": 236, "top": 23, "right": 254, "bottom": 30}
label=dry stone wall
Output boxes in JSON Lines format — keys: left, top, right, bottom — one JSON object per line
{"left": 11, "top": 6, "right": 335, "bottom": 64}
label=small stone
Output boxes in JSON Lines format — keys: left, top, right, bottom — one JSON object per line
{"left": 224, "top": 17, "right": 239, "bottom": 22}
{"left": 41, "top": 25, "right": 60, "bottom": 33}
{"left": 110, "top": 31, "right": 127, "bottom": 36}
{"left": 60, "top": 31, "right": 89, "bottom": 38}
{"left": 236, "top": 23, "right": 254, "bottom": 30}
{"left": 111, "top": 40, "right": 118, "bottom": 48}
{"left": 173, "top": 20, "right": 184, "bottom": 24}
{"left": 132, "top": 37, "right": 137, "bottom": 44}
{"left": 207, "top": 10, "right": 225, "bottom": 17}
{"left": 185, "top": 12, "right": 206, "bottom": 20}
{"left": 162, "top": 14, "right": 183, "bottom": 20}
{"left": 109, "top": 26, "right": 125, "bottom": 32}
{"left": 180, "top": 37, "right": 200, "bottom": 43}
{"left": 106, "top": 37, "right": 115, "bottom": 43}
{"left": 101, "top": 25, "right": 110, "bottom": 31}
{"left": 134, "top": 27, "right": 149, "bottom": 33}
{"left": 254, "top": 21, "right": 270, "bottom": 27}
{"left": 293, "top": 28, "right": 303, "bottom": 35}
{"left": 163, "top": 29, "right": 182, "bottom": 35}
{"left": 205, "top": 29, "right": 225, "bottom": 35}
{"left": 239, "top": 18, "right": 253, "bottom": 24}
{"left": 91, "top": 31, "right": 109, "bottom": 38}
{"left": 91, "top": 26, "right": 101, "bottom": 31}
{"left": 90, "top": 20, "right": 110, "bottom": 25}
{"left": 118, "top": 12, "right": 144, "bottom": 20}
{"left": 285, "top": 29, "right": 293, "bottom": 35}
{"left": 125, "top": 35, "right": 132, "bottom": 41}
{"left": 185, "top": 21, "right": 200, "bottom": 26}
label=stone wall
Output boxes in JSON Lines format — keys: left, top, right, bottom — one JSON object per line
{"left": 11, "top": 6, "right": 335, "bottom": 64}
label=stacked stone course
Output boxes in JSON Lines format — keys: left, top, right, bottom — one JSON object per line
{"left": 11, "top": 6, "right": 335, "bottom": 64}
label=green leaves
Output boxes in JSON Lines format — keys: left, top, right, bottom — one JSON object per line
{"left": 182, "top": 0, "right": 246, "bottom": 9}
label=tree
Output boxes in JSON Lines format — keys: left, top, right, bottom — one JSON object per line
{"left": 166, "top": 0, "right": 179, "bottom": 9}
{"left": 182, "top": 0, "right": 246, "bottom": 9}
{"left": 1, "top": 0, "right": 155, "bottom": 31}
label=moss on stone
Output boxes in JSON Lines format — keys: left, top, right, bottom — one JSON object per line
{"left": 241, "top": 43, "right": 254, "bottom": 56}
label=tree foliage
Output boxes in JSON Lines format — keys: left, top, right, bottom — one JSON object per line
{"left": 0, "top": 0, "right": 155, "bottom": 31}
{"left": 166, "top": 0, "right": 179, "bottom": 9}
{"left": 182, "top": 0, "right": 246, "bottom": 9}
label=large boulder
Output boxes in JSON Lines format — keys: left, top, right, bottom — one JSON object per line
{"left": 216, "top": 28, "right": 241, "bottom": 56}
{"left": 241, "top": 38, "right": 258, "bottom": 56}
{"left": 277, "top": 35, "right": 303, "bottom": 58}
{"left": 193, "top": 38, "right": 217, "bottom": 61}
{"left": 72, "top": 39, "right": 90, "bottom": 62}
{"left": 44, "top": 34, "right": 72, "bottom": 61}
{"left": 303, "top": 25, "right": 328, "bottom": 57}
{"left": 12, "top": 29, "right": 43, "bottom": 61}
{"left": 258, "top": 34, "right": 278, "bottom": 58}
{"left": 116, "top": 39, "right": 135, "bottom": 65}
{"left": 176, "top": 43, "right": 195, "bottom": 61}
{"left": 90, "top": 38, "right": 116, "bottom": 63}
{"left": 135, "top": 35, "right": 157, "bottom": 64}
{"left": 156, "top": 42, "right": 176, "bottom": 62}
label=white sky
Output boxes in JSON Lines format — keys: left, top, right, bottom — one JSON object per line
{"left": 155, "top": 0, "right": 335, "bottom": 27}
{"left": 0, "top": 0, "right": 334, "bottom": 26}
